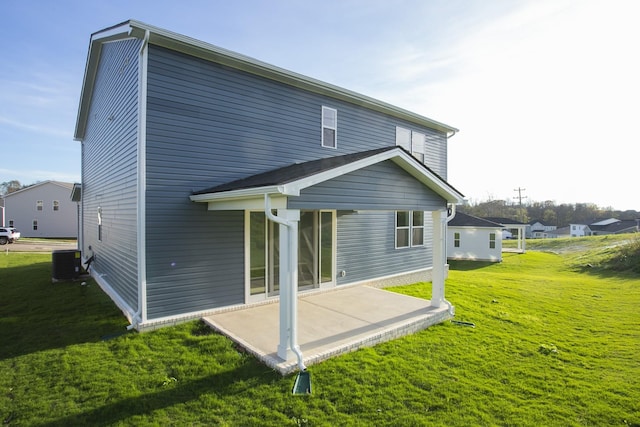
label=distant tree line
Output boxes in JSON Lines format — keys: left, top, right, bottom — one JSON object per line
{"left": 0, "top": 180, "right": 25, "bottom": 196}
{"left": 459, "top": 199, "right": 639, "bottom": 228}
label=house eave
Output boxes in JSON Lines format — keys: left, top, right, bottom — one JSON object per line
{"left": 75, "top": 20, "right": 458, "bottom": 141}
{"left": 191, "top": 147, "right": 465, "bottom": 209}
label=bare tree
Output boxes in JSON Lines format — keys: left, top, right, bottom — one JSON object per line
{"left": 0, "top": 180, "right": 22, "bottom": 196}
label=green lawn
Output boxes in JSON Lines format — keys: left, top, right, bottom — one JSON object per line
{"left": 1, "top": 237, "right": 639, "bottom": 426}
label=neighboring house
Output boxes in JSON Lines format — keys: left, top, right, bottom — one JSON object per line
{"left": 1, "top": 181, "right": 77, "bottom": 238}
{"left": 447, "top": 212, "right": 503, "bottom": 262}
{"left": 527, "top": 219, "right": 557, "bottom": 239}
{"left": 547, "top": 226, "right": 571, "bottom": 238}
{"left": 484, "top": 217, "right": 527, "bottom": 253}
{"left": 73, "top": 18, "right": 465, "bottom": 365}
{"left": 571, "top": 218, "right": 639, "bottom": 236}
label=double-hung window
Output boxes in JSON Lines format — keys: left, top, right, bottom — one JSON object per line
{"left": 395, "top": 211, "right": 425, "bottom": 249}
{"left": 322, "top": 106, "right": 337, "bottom": 148}
{"left": 53, "top": 200, "right": 59, "bottom": 211}
{"left": 489, "top": 233, "right": 496, "bottom": 249}
{"left": 396, "top": 126, "right": 425, "bottom": 162}
{"left": 36, "top": 200, "right": 43, "bottom": 211}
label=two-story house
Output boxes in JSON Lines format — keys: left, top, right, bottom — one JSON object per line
{"left": 73, "top": 21, "right": 464, "bottom": 363}
{"left": 1, "top": 181, "right": 77, "bottom": 238}
{"left": 527, "top": 219, "right": 557, "bottom": 239}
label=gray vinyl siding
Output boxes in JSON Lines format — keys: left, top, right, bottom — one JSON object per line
{"left": 142, "top": 45, "right": 449, "bottom": 317}
{"left": 3, "top": 182, "right": 77, "bottom": 238}
{"left": 144, "top": 210, "right": 244, "bottom": 319}
{"left": 424, "top": 131, "right": 447, "bottom": 180}
{"left": 145, "top": 45, "right": 448, "bottom": 190}
{"left": 336, "top": 211, "right": 433, "bottom": 285}
{"left": 81, "top": 38, "right": 141, "bottom": 311}
{"left": 289, "top": 160, "right": 446, "bottom": 211}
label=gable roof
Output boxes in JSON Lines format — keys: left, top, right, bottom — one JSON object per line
{"left": 191, "top": 146, "right": 464, "bottom": 205}
{"left": 484, "top": 217, "right": 527, "bottom": 226}
{"left": 75, "top": 20, "right": 458, "bottom": 141}
{"left": 448, "top": 212, "right": 504, "bottom": 228}
{"left": 530, "top": 219, "right": 553, "bottom": 226}
{"left": 2, "top": 181, "right": 74, "bottom": 198}
{"left": 591, "top": 219, "right": 639, "bottom": 233}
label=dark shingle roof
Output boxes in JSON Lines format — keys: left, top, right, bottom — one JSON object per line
{"left": 448, "top": 212, "right": 504, "bottom": 228}
{"left": 193, "top": 146, "right": 459, "bottom": 196}
{"left": 484, "top": 217, "right": 527, "bottom": 226}
{"left": 593, "top": 220, "right": 639, "bottom": 233}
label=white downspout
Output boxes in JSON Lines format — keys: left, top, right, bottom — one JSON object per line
{"left": 129, "top": 29, "right": 150, "bottom": 331}
{"left": 265, "top": 194, "right": 306, "bottom": 372}
{"left": 442, "top": 203, "right": 457, "bottom": 315}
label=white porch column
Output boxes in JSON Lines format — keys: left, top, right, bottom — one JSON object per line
{"left": 276, "top": 209, "right": 300, "bottom": 361}
{"left": 431, "top": 209, "right": 446, "bottom": 308}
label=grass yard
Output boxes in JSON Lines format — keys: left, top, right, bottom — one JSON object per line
{"left": 1, "top": 236, "right": 639, "bottom": 426}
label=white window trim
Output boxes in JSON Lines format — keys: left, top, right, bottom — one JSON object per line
{"left": 395, "top": 210, "right": 425, "bottom": 249}
{"left": 321, "top": 106, "right": 337, "bottom": 149}
{"left": 412, "top": 211, "right": 425, "bottom": 247}
{"left": 396, "top": 126, "right": 425, "bottom": 162}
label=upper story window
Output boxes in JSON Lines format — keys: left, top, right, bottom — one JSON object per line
{"left": 322, "top": 106, "right": 337, "bottom": 149}
{"left": 36, "top": 200, "right": 43, "bottom": 211}
{"left": 395, "top": 211, "right": 425, "bottom": 249}
{"left": 53, "top": 201, "right": 60, "bottom": 211}
{"left": 396, "top": 126, "right": 425, "bottom": 162}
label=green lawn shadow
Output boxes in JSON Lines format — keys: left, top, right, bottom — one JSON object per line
{"left": 0, "top": 261, "right": 128, "bottom": 360}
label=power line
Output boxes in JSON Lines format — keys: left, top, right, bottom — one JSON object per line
{"left": 513, "top": 187, "right": 527, "bottom": 206}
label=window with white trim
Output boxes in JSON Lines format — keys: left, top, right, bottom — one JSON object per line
{"left": 395, "top": 211, "right": 425, "bottom": 249}
{"left": 396, "top": 126, "right": 425, "bottom": 162}
{"left": 53, "top": 200, "right": 59, "bottom": 211}
{"left": 489, "top": 232, "right": 496, "bottom": 249}
{"left": 454, "top": 232, "right": 461, "bottom": 248}
{"left": 33, "top": 220, "right": 38, "bottom": 231}
{"left": 36, "top": 200, "right": 43, "bottom": 211}
{"left": 322, "top": 106, "right": 337, "bottom": 148}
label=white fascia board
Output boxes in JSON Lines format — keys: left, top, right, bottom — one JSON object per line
{"left": 389, "top": 155, "right": 465, "bottom": 204}
{"left": 74, "top": 22, "right": 137, "bottom": 141}
{"left": 287, "top": 148, "right": 464, "bottom": 204}
{"left": 125, "top": 20, "right": 457, "bottom": 135}
{"left": 207, "top": 196, "right": 287, "bottom": 211}
{"left": 190, "top": 185, "right": 294, "bottom": 203}
{"left": 190, "top": 148, "right": 464, "bottom": 207}
{"left": 91, "top": 21, "right": 135, "bottom": 42}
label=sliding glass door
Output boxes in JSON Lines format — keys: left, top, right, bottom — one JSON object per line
{"left": 248, "top": 210, "right": 334, "bottom": 301}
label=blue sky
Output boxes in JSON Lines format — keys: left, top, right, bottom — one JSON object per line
{"left": 1, "top": 0, "right": 638, "bottom": 210}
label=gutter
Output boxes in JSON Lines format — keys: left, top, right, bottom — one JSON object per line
{"left": 442, "top": 204, "right": 457, "bottom": 316}
{"left": 130, "top": 29, "right": 151, "bottom": 331}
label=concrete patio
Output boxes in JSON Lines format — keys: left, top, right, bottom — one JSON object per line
{"left": 203, "top": 285, "right": 453, "bottom": 375}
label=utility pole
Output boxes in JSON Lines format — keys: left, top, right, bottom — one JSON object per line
{"left": 513, "top": 187, "right": 527, "bottom": 207}
{"left": 513, "top": 187, "right": 527, "bottom": 223}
